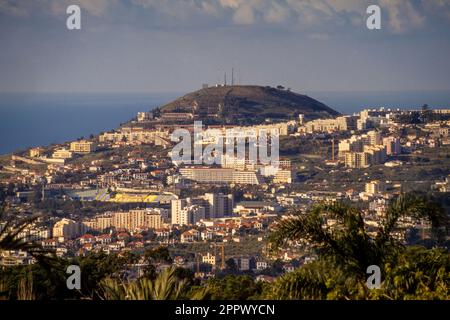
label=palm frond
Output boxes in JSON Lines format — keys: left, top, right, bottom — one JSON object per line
{"left": 0, "top": 204, "right": 54, "bottom": 264}
{"left": 98, "top": 266, "right": 203, "bottom": 300}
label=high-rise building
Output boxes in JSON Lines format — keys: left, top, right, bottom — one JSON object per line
{"left": 172, "top": 193, "right": 233, "bottom": 223}
{"left": 383, "top": 137, "right": 401, "bottom": 156}
{"left": 368, "top": 131, "right": 382, "bottom": 146}
{"left": 179, "top": 205, "right": 205, "bottom": 226}
{"left": 344, "top": 152, "right": 369, "bottom": 169}
{"left": 203, "top": 193, "right": 233, "bottom": 218}
{"left": 53, "top": 219, "right": 85, "bottom": 240}
{"left": 339, "top": 131, "right": 387, "bottom": 168}
{"left": 171, "top": 198, "right": 190, "bottom": 225}
{"left": 364, "top": 145, "right": 387, "bottom": 165}
{"left": 365, "top": 180, "right": 386, "bottom": 196}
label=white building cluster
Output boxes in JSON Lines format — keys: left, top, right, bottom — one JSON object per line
{"left": 338, "top": 131, "right": 400, "bottom": 168}
{"left": 171, "top": 193, "right": 234, "bottom": 226}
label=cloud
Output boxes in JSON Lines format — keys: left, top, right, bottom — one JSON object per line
{"left": 0, "top": 0, "right": 52, "bottom": 17}
{"left": 232, "top": 3, "right": 256, "bottom": 25}
{"left": 264, "top": 2, "right": 290, "bottom": 24}
{"left": 379, "top": 0, "right": 425, "bottom": 34}
{"left": 0, "top": 0, "right": 113, "bottom": 17}
{"left": 421, "top": 0, "right": 450, "bottom": 21}
{"left": 0, "top": 0, "right": 449, "bottom": 34}
{"left": 77, "top": 0, "right": 111, "bottom": 17}
{"left": 0, "top": 0, "right": 29, "bottom": 16}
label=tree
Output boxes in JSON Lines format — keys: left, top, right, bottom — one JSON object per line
{"left": 144, "top": 246, "right": 172, "bottom": 264}
{"left": 99, "top": 267, "right": 207, "bottom": 300}
{"left": 0, "top": 204, "right": 60, "bottom": 300}
{"left": 205, "top": 275, "right": 263, "bottom": 300}
{"left": 369, "top": 246, "right": 449, "bottom": 300}
{"left": 0, "top": 188, "right": 6, "bottom": 203}
{"left": 31, "top": 183, "right": 43, "bottom": 204}
{"left": 265, "top": 193, "right": 449, "bottom": 300}
{"left": 76, "top": 252, "right": 128, "bottom": 299}
{"left": 6, "top": 182, "right": 15, "bottom": 196}
{"left": 0, "top": 204, "right": 44, "bottom": 254}
{"left": 224, "top": 258, "right": 238, "bottom": 273}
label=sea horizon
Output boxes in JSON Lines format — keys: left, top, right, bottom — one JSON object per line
{"left": 1, "top": 90, "right": 449, "bottom": 155}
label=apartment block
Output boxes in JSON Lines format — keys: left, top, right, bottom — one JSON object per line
{"left": 70, "top": 140, "right": 97, "bottom": 153}
{"left": 84, "top": 208, "right": 166, "bottom": 231}
{"left": 52, "top": 148, "right": 73, "bottom": 159}
{"left": 180, "top": 167, "right": 264, "bottom": 185}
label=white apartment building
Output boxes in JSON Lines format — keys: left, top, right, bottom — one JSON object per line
{"left": 53, "top": 218, "right": 85, "bottom": 240}
{"left": 179, "top": 167, "right": 264, "bottom": 185}
{"left": 52, "top": 148, "right": 73, "bottom": 160}
{"left": 84, "top": 208, "right": 166, "bottom": 231}
{"left": 70, "top": 140, "right": 97, "bottom": 153}
{"left": 365, "top": 180, "right": 386, "bottom": 196}
{"left": 178, "top": 205, "right": 205, "bottom": 226}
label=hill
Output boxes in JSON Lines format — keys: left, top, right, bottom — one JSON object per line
{"left": 158, "top": 85, "right": 339, "bottom": 124}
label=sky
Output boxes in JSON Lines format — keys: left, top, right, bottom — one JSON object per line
{"left": 1, "top": 0, "right": 450, "bottom": 94}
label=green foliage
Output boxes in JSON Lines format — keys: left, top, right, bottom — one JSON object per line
{"left": 205, "top": 275, "right": 263, "bottom": 300}
{"left": 0, "top": 204, "right": 43, "bottom": 254}
{"left": 144, "top": 246, "right": 172, "bottom": 264}
{"left": 1, "top": 257, "right": 74, "bottom": 300}
{"left": 224, "top": 258, "right": 238, "bottom": 273}
{"left": 2, "top": 192, "right": 448, "bottom": 301}
{"left": 370, "top": 247, "right": 450, "bottom": 300}
{"left": 76, "top": 252, "right": 128, "bottom": 299}
{"left": 266, "top": 193, "right": 449, "bottom": 300}
{"left": 99, "top": 266, "right": 207, "bottom": 300}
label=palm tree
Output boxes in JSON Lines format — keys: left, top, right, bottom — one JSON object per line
{"left": 0, "top": 204, "right": 49, "bottom": 256}
{"left": 266, "top": 193, "right": 449, "bottom": 299}
{"left": 0, "top": 203, "right": 54, "bottom": 299}
{"left": 98, "top": 266, "right": 208, "bottom": 300}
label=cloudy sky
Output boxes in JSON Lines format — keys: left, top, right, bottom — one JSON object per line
{"left": 1, "top": 0, "right": 450, "bottom": 93}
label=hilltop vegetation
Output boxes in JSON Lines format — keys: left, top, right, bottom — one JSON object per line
{"left": 159, "top": 85, "right": 339, "bottom": 125}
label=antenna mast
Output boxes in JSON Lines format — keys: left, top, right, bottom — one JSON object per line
{"left": 231, "top": 68, "right": 234, "bottom": 86}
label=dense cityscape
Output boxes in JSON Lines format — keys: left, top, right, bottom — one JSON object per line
{"left": 1, "top": 0, "right": 450, "bottom": 306}
{"left": 1, "top": 86, "right": 449, "bottom": 300}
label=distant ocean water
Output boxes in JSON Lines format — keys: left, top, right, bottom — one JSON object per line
{"left": 0, "top": 91, "right": 449, "bottom": 155}
{"left": 0, "top": 93, "right": 179, "bottom": 155}
{"left": 308, "top": 90, "right": 450, "bottom": 115}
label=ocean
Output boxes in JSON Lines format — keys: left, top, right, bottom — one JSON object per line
{"left": 0, "top": 93, "right": 179, "bottom": 155}
{"left": 1, "top": 91, "right": 449, "bottom": 155}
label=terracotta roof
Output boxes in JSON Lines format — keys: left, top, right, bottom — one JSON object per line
{"left": 80, "top": 234, "right": 95, "bottom": 239}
